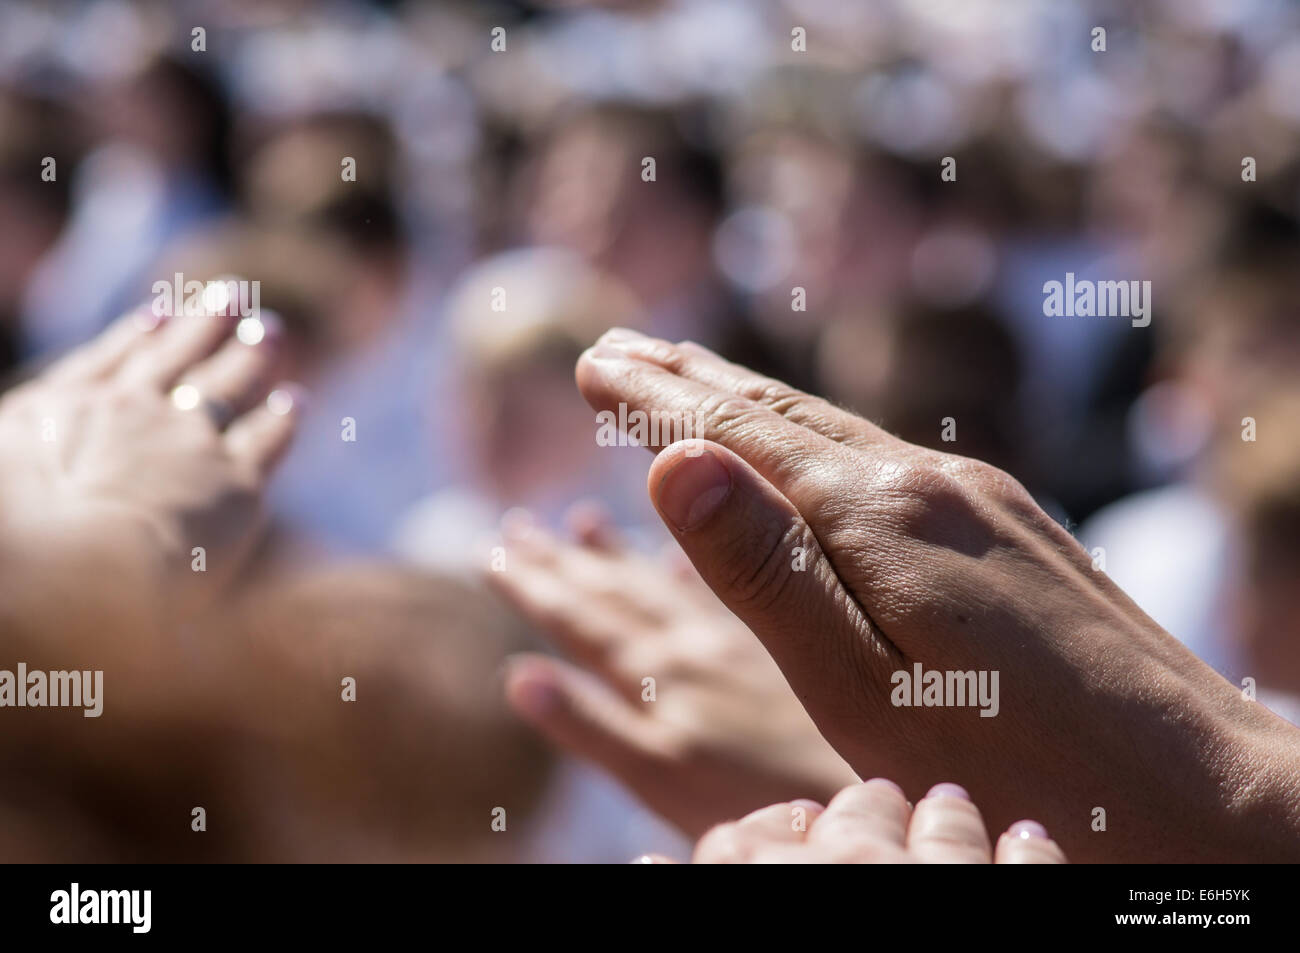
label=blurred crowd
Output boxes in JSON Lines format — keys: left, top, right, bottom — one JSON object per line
{"left": 2, "top": 0, "right": 1300, "bottom": 861}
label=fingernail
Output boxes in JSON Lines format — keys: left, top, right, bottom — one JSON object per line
{"left": 511, "top": 677, "right": 560, "bottom": 718}
{"left": 656, "top": 449, "right": 732, "bottom": 531}
{"left": 864, "top": 778, "right": 906, "bottom": 796}
{"left": 790, "top": 799, "right": 824, "bottom": 811}
{"left": 1008, "top": 820, "right": 1049, "bottom": 840}
{"left": 135, "top": 304, "right": 166, "bottom": 332}
{"left": 601, "top": 327, "right": 646, "bottom": 344}
{"left": 585, "top": 344, "right": 627, "bottom": 362}
{"left": 925, "top": 782, "right": 970, "bottom": 801}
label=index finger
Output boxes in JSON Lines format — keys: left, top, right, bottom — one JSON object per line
{"left": 600, "top": 329, "right": 900, "bottom": 452}
{"left": 577, "top": 339, "right": 867, "bottom": 523}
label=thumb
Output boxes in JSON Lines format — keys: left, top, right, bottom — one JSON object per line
{"left": 645, "top": 439, "right": 898, "bottom": 730}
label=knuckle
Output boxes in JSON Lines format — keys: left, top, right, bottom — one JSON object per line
{"left": 612, "top": 639, "right": 665, "bottom": 681}
{"left": 936, "top": 455, "right": 1046, "bottom": 530}
{"left": 520, "top": 590, "right": 582, "bottom": 643}
{"left": 663, "top": 730, "right": 714, "bottom": 776}
{"left": 919, "top": 829, "right": 988, "bottom": 853}
{"left": 738, "top": 378, "right": 834, "bottom": 434}
{"left": 867, "top": 453, "right": 1049, "bottom": 559}
{"left": 102, "top": 382, "right": 141, "bottom": 411}
{"left": 695, "top": 390, "right": 766, "bottom": 441}
{"left": 939, "top": 455, "right": 1033, "bottom": 507}
{"left": 653, "top": 723, "right": 698, "bottom": 766}
{"left": 870, "top": 459, "right": 976, "bottom": 532}
{"left": 748, "top": 379, "right": 802, "bottom": 412}
{"left": 684, "top": 632, "right": 745, "bottom": 674}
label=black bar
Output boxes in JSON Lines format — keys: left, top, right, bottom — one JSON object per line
{"left": 0, "top": 864, "right": 1281, "bottom": 941}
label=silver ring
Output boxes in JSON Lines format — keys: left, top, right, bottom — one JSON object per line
{"left": 199, "top": 396, "right": 235, "bottom": 430}
{"left": 171, "top": 384, "right": 235, "bottom": 429}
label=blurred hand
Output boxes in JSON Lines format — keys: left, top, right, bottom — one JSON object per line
{"left": 0, "top": 565, "right": 550, "bottom": 862}
{"left": 0, "top": 304, "right": 300, "bottom": 633}
{"left": 576, "top": 328, "right": 1300, "bottom": 862}
{"left": 680, "top": 779, "right": 1066, "bottom": 864}
{"left": 492, "top": 505, "right": 858, "bottom": 837}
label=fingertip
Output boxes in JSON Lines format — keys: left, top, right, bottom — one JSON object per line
{"left": 225, "top": 382, "right": 306, "bottom": 477}
{"left": 500, "top": 507, "right": 537, "bottom": 542}
{"left": 861, "top": 778, "right": 907, "bottom": 797}
{"left": 924, "top": 782, "right": 971, "bottom": 801}
{"left": 564, "top": 499, "right": 620, "bottom": 549}
{"left": 575, "top": 340, "right": 637, "bottom": 407}
{"left": 995, "top": 820, "right": 1068, "bottom": 864}
{"left": 503, "top": 656, "right": 565, "bottom": 721}
{"left": 599, "top": 327, "right": 648, "bottom": 344}
{"left": 1007, "top": 819, "right": 1050, "bottom": 840}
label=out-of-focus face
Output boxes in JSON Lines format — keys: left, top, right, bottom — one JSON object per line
{"left": 1089, "top": 129, "right": 1184, "bottom": 236}
{"left": 728, "top": 135, "right": 855, "bottom": 309}
{"left": 1185, "top": 312, "right": 1300, "bottom": 423}
{"left": 1236, "top": 552, "right": 1300, "bottom": 695}
{"left": 732, "top": 134, "right": 854, "bottom": 240}
{"left": 727, "top": 133, "right": 919, "bottom": 335}
{"left": 527, "top": 121, "right": 627, "bottom": 259}
{"left": 815, "top": 313, "right": 894, "bottom": 418}
{"left": 525, "top": 118, "right": 715, "bottom": 312}
{"left": 464, "top": 361, "right": 600, "bottom": 503}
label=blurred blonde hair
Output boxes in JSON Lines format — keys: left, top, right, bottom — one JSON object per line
{"left": 446, "top": 248, "right": 644, "bottom": 380}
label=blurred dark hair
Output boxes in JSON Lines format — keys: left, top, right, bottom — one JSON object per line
{"left": 561, "top": 100, "right": 726, "bottom": 214}
{"left": 134, "top": 56, "right": 234, "bottom": 194}
{"left": 0, "top": 88, "right": 80, "bottom": 223}
{"left": 235, "top": 110, "right": 406, "bottom": 259}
